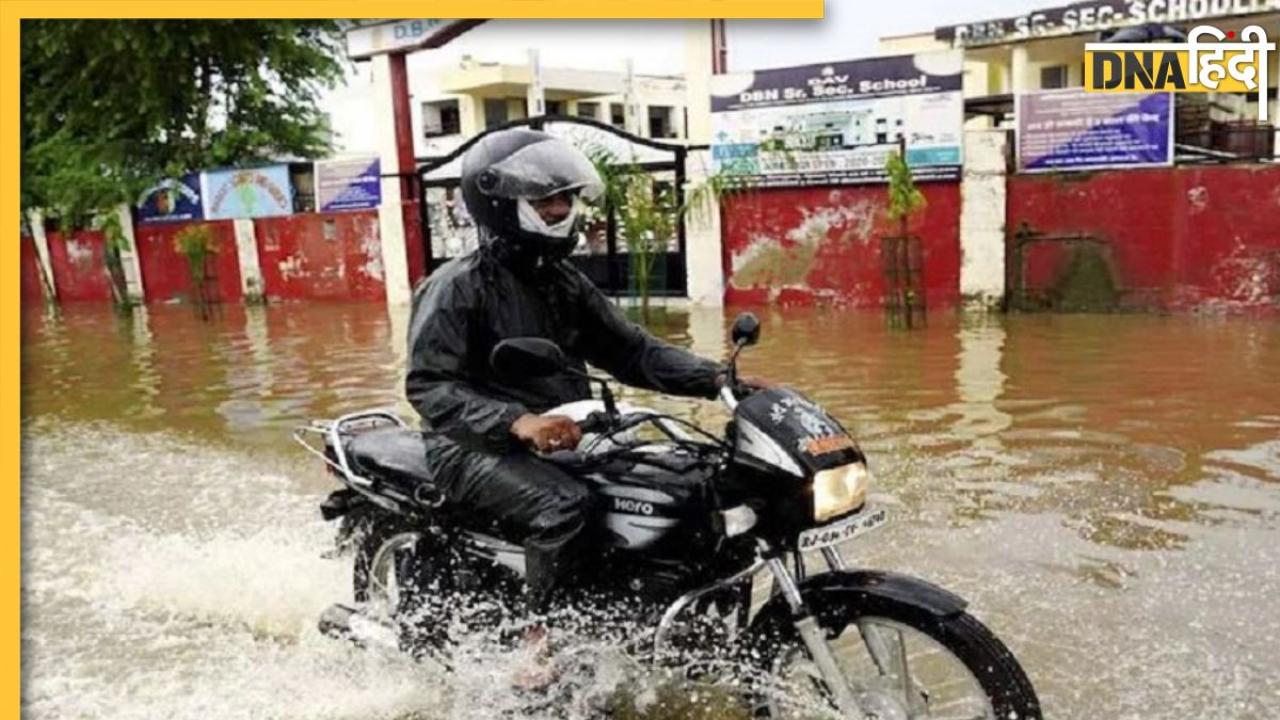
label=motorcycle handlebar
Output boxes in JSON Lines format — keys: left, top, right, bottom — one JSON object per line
{"left": 576, "top": 411, "right": 612, "bottom": 435}
{"left": 719, "top": 385, "right": 740, "bottom": 411}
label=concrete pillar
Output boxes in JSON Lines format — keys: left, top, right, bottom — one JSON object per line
{"left": 959, "top": 129, "right": 1008, "bottom": 312}
{"left": 233, "top": 219, "right": 265, "bottom": 303}
{"left": 457, "top": 94, "right": 482, "bottom": 136}
{"left": 684, "top": 149, "right": 725, "bottom": 307}
{"left": 112, "top": 204, "right": 146, "bottom": 304}
{"left": 527, "top": 49, "right": 545, "bottom": 117}
{"left": 372, "top": 53, "right": 414, "bottom": 306}
{"left": 26, "top": 209, "right": 58, "bottom": 303}
{"left": 623, "top": 60, "right": 645, "bottom": 138}
{"left": 1010, "top": 44, "right": 1031, "bottom": 94}
{"left": 683, "top": 20, "right": 714, "bottom": 145}
{"left": 681, "top": 22, "right": 724, "bottom": 306}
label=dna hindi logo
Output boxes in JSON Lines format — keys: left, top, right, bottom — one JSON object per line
{"left": 1084, "top": 25, "right": 1274, "bottom": 120}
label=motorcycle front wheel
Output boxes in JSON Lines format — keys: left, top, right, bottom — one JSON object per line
{"left": 749, "top": 593, "right": 1041, "bottom": 720}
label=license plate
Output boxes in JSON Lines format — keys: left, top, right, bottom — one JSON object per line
{"left": 797, "top": 507, "right": 888, "bottom": 551}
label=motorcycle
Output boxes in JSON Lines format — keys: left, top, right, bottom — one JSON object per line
{"left": 293, "top": 313, "right": 1042, "bottom": 719}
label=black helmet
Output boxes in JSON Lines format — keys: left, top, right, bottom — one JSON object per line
{"left": 460, "top": 128, "right": 604, "bottom": 263}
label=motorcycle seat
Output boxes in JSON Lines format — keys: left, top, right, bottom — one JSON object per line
{"left": 343, "top": 427, "right": 436, "bottom": 489}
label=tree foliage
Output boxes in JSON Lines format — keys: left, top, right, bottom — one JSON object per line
{"left": 21, "top": 20, "right": 346, "bottom": 222}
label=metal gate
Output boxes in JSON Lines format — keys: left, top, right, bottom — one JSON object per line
{"left": 417, "top": 116, "right": 689, "bottom": 298}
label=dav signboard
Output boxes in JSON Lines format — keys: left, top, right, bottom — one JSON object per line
{"left": 1017, "top": 88, "right": 1173, "bottom": 172}
{"left": 136, "top": 174, "right": 203, "bottom": 224}
{"left": 710, "top": 51, "right": 964, "bottom": 187}
{"left": 202, "top": 166, "right": 293, "bottom": 220}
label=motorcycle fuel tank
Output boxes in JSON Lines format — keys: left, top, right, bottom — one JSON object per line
{"left": 585, "top": 452, "right": 704, "bottom": 550}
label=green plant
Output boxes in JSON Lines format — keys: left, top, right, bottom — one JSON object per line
{"left": 883, "top": 148, "right": 928, "bottom": 329}
{"left": 583, "top": 147, "right": 667, "bottom": 321}
{"left": 583, "top": 145, "right": 746, "bottom": 322}
{"left": 884, "top": 149, "right": 926, "bottom": 223}
{"left": 98, "top": 211, "right": 134, "bottom": 308}
{"left": 174, "top": 224, "right": 219, "bottom": 294}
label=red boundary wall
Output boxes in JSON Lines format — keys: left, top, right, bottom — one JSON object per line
{"left": 21, "top": 235, "right": 44, "bottom": 306}
{"left": 254, "top": 210, "right": 386, "bottom": 301}
{"left": 28, "top": 211, "right": 389, "bottom": 305}
{"left": 25, "top": 164, "right": 1279, "bottom": 313}
{"left": 135, "top": 220, "right": 243, "bottom": 303}
{"left": 721, "top": 183, "right": 962, "bottom": 308}
{"left": 45, "top": 230, "right": 112, "bottom": 303}
{"left": 1007, "top": 164, "right": 1280, "bottom": 313}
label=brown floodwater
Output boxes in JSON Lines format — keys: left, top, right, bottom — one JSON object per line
{"left": 20, "top": 302, "right": 1280, "bottom": 719}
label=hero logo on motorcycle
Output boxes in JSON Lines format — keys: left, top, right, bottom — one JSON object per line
{"left": 612, "top": 497, "right": 655, "bottom": 515}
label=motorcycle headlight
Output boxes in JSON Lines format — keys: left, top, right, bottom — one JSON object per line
{"left": 813, "top": 463, "right": 871, "bottom": 523}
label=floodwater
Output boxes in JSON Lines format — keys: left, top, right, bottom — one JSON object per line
{"left": 20, "top": 301, "right": 1280, "bottom": 719}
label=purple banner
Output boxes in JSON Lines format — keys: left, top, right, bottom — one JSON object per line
{"left": 316, "top": 157, "right": 381, "bottom": 212}
{"left": 1018, "top": 89, "right": 1172, "bottom": 173}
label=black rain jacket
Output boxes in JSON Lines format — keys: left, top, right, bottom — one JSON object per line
{"left": 406, "top": 245, "right": 725, "bottom": 449}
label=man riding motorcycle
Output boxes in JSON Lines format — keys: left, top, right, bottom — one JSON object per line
{"left": 405, "top": 128, "right": 733, "bottom": 620}
{"left": 301, "top": 127, "right": 1041, "bottom": 713}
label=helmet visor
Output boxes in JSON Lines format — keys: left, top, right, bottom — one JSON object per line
{"left": 479, "top": 137, "right": 604, "bottom": 203}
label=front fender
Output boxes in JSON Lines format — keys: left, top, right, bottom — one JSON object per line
{"left": 794, "top": 569, "right": 968, "bottom": 618}
{"left": 744, "top": 569, "right": 968, "bottom": 659}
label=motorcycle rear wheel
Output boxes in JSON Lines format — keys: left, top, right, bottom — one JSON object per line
{"left": 351, "top": 512, "right": 465, "bottom": 661}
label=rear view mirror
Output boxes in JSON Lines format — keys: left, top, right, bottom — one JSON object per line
{"left": 731, "top": 312, "right": 761, "bottom": 348}
{"left": 489, "top": 337, "right": 568, "bottom": 381}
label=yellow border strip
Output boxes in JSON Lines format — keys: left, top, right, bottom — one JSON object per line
{"left": 7, "top": 1, "right": 824, "bottom": 19}
{"left": 3, "top": 4, "right": 21, "bottom": 716}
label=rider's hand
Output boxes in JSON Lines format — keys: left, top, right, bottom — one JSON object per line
{"left": 511, "top": 414, "right": 582, "bottom": 452}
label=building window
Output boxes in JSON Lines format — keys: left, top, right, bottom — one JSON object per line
{"left": 577, "top": 102, "right": 600, "bottom": 120}
{"left": 1041, "top": 65, "right": 1069, "bottom": 90}
{"left": 648, "top": 105, "right": 677, "bottom": 139}
{"left": 545, "top": 100, "right": 564, "bottom": 117}
{"left": 422, "top": 100, "right": 461, "bottom": 138}
{"left": 484, "top": 98, "right": 509, "bottom": 129}
{"left": 610, "top": 103, "right": 626, "bottom": 128}
{"left": 484, "top": 99, "right": 507, "bottom": 127}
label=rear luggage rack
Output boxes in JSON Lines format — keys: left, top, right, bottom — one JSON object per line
{"left": 293, "top": 409, "right": 410, "bottom": 510}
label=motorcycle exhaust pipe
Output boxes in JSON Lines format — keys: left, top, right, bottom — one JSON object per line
{"left": 318, "top": 604, "right": 401, "bottom": 653}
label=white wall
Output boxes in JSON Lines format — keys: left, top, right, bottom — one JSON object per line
{"left": 959, "top": 129, "right": 1008, "bottom": 311}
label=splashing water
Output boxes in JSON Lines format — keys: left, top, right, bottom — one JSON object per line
{"left": 21, "top": 422, "right": 775, "bottom": 720}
